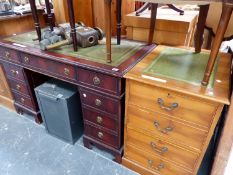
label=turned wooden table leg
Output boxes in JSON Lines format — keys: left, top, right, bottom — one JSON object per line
{"left": 45, "top": 0, "right": 54, "bottom": 31}
{"left": 29, "top": 0, "right": 41, "bottom": 41}
{"left": 148, "top": 3, "right": 158, "bottom": 45}
{"left": 104, "top": 0, "right": 112, "bottom": 63}
{"left": 67, "top": 0, "right": 78, "bottom": 52}
{"left": 194, "top": 5, "right": 209, "bottom": 53}
{"left": 202, "top": 3, "right": 233, "bottom": 86}
{"left": 116, "top": 0, "right": 122, "bottom": 45}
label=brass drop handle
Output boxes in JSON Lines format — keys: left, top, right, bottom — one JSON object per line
{"left": 64, "top": 68, "right": 70, "bottom": 75}
{"left": 96, "top": 116, "right": 103, "bottom": 124}
{"left": 97, "top": 132, "right": 104, "bottom": 139}
{"left": 16, "top": 84, "right": 21, "bottom": 90}
{"left": 11, "top": 69, "right": 18, "bottom": 76}
{"left": 154, "top": 120, "right": 174, "bottom": 134}
{"left": 95, "top": 99, "right": 102, "bottom": 107}
{"left": 5, "top": 51, "right": 11, "bottom": 59}
{"left": 20, "top": 97, "right": 25, "bottom": 103}
{"left": 148, "top": 159, "right": 165, "bottom": 172}
{"left": 157, "top": 98, "right": 178, "bottom": 111}
{"left": 24, "top": 56, "right": 30, "bottom": 63}
{"left": 93, "top": 76, "right": 101, "bottom": 85}
{"left": 150, "top": 142, "right": 168, "bottom": 154}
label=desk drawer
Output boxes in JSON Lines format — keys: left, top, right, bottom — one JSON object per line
{"left": 20, "top": 53, "right": 76, "bottom": 80}
{"left": 80, "top": 88, "right": 121, "bottom": 115}
{"left": 0, "top": 47, "right": 20, "bottom": 62}
{"left": 4, "top": 63, "right": 25, "bottom": 81}
{"left": 128, "top": 80, "right": 218, "bottom": 129}
{"left": 126, "top": 127, "right": 199, "bottom": 171}
{"left": 83, "top": 106, "right": 118, "bottom": 132}
{"left": 124, "top": 144, "right": 192, "bottom": 175}
{"left": 8, "top": 78, "right": 30, "bottom": 96}
{"left": 77, "top": 68, "right": 120, "bottom": 94}
{"left": 84, "top": 122, "right": 120, "bottom": 149}
{"left": 13, "top": 92, "right": 35, "bottom": 110}
{"left": 127, "top": 105, "right": 207, "bottom": 151}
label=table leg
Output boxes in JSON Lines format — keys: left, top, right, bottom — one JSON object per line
{"left": 66, "top": 0, "right": 78, "bottom": 52}
{"left": 104, "top": 0, "right": 112, "bottom": 63}
{"left": 202, "top": 3, "right": 233, "bottom": 86}
{"left": 45, "top": 0, "right": 54, "bottom": 31}
{"left": 29, "top": 0, "right": 41, "bottom": 41}
{"left": 116, "top": 0, "right": 122, "bottom": 45}
{"left": 194, "top": 5, "right": 209, "bottom": 53}
{"left": 148, "top": 3, "right": 158, "bottom": 45}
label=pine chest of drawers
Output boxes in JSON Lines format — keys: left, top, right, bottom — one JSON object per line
{"left": 122, "top": 46, "right": 231, "bottom": 174}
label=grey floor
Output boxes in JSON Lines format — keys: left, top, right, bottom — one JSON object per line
{"left": 0, "top": 105, "right": 138, "bottom": 175}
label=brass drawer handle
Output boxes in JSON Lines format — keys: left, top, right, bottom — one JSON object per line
{"left": 150, "top": 142, "right": 168, "bottom": 154}
{"left": 20, "top": 97, "right": 25, "bottom": 103}
{"left": 16, "top": 84, "right": 21, "bottom": 90}
{"left": 154, "top": 120, "right": 174, "bottom": 134}
{"left": 24, "top": 56, "right": 30, "bottom": 63}
{"left": 157, "top": 98, "right": 178, "bottom": 111}
{"left": 97, "top": 132, "right": 104, "bottom": 139}
{"left": 148, "top": 159, "right": 165, "bottom": 172}
{"left": 96, "top": 116, "right": 103, "bottom": 124}
{"left": 64, "top": 68, "right": 70, "bottom": 75}
{"left": 11, "top": 69, "right": 19, "bottom": 76}
{"left": 5, "top": 51, "right": 11, "bottom": 59}
{"left": 95, "top": 99, "right": 102, "bottom": 107}
{"left": 93, "top": 76, "right": 101, "bottom": 85}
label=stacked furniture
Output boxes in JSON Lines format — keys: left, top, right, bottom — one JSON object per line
{"left": 122, "top": 46, "right": 231, "bottom": 174}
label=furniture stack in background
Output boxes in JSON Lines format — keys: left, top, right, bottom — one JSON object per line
{"left": 125, "top": 7, "right": 198, "bottom": 46}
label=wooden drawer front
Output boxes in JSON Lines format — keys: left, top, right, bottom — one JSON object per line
{"left": 20, "top": 53, "right": 76, "bottom": 80}
{"left": 83, "top": 106, "right": 118, "bottom": 132}
{"left": 80, "top": 89, "right": 121, "bottom": 115}
{"left": 124, "top": 144, "right": 192, "bottom": 175}
{"left": 128, "top": 80, "right": 218, "bottom": 129}
{"left": 127, "top": 105, "right": 207, "bottom": 151}
{"left": 0, "top": 47, "right": 19, "bottom": 62}
{"left": 13, "top": 92, "right": 35, "bottom": 110}
{"left": 77, "top": 68, "right": 119, "bottom": 94}
{"left": 126, "top": 127, "right": 199, "bottom": 171}
{"left": 4, "top": 63, "right": 24, "bottom": 81}
{"left": 85, "top": 122, "right": 120, "bottom": 149}
{"left": 8, "top": 78, "right": 30, "bottom": 96}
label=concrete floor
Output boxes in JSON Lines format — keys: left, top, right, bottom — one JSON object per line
{"left": 0, "top": 105, "right": 138, "bottom": 175}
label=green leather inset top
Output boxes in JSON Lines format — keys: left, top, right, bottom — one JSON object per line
{"left": 4, "top": 31, "right": 145, "bottom": 67}
{"left": 143, "top": 47, "right": 219, "bottom": 88}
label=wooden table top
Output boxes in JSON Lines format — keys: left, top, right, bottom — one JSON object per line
{"left": 0, "top": 32, "right": 156, "bottom": 78}
{"left": 124, "top": 45, "right": 231, "bottom": 104}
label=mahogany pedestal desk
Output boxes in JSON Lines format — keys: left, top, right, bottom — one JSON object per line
{"left": 122, "top": 46, "right": 231, "bottom": 174}
{"left": 0, "top": 31, "right": 155, "bottom": 162}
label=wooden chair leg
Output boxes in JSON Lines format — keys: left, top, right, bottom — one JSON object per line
{"left": 194, "top": 5, "right": 209, "bottom": 53}
{"left": 104, "top": 0, "right": 112, "bottom": 63}
{"left": 66, "top": 0, "right": 78, "bottom": 52}
{"left": 148, "top": 3, "right": 158, "bottom": 45}
{"left": 45, "top": 0, "right": 54, "bottom": 31}
{"left": 116, "top": 0, "right": 122, "bottom": 45}
{"left": 202, "top": 3, "right": 233, "bottom": 86}
{"left": 29, "top": 0, "right": 41, "bottom": 41}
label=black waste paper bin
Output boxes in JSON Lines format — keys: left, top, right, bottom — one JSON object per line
{"left": 35, "top": 79, "right": 83, "bottom": 144}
